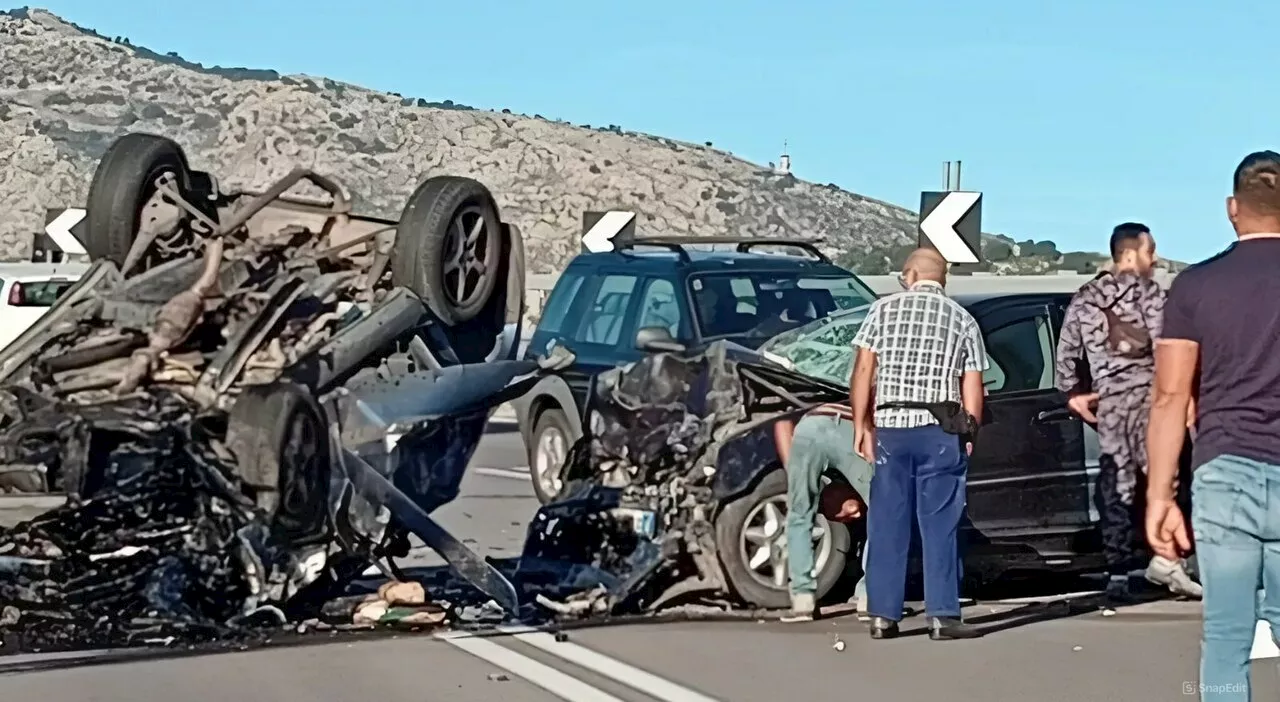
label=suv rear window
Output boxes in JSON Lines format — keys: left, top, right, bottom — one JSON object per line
{"left": 8, "top": 279, "right": 75, "bottom": 307}
{"left": 690, "top": 273, "right": 874, "bottom": 343}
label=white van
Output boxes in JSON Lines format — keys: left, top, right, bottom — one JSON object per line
{"left": 0, "top": 261, "right": 90, "bottom": 353}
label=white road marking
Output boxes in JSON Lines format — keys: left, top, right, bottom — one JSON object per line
{"left": 436, "top": 630, "right": 628, "bottom": 701}
{"left": 1252, "top": 620, "right": 1278, "bottom": 660}
{"left": 500, "top": 625, "right": 724, "bottom": 702}
{"left": 476, "top": 467, "right": 532, "bottom": 481}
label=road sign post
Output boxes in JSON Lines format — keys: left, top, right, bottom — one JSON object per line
{"left": 34, "top": 207, "right": 89, "bottom": 262}
{"left": 581, "top": 211, "right": 637, "bottom": 253}
{"left": 918, "top": 191, "right": 982, "bottom": 264}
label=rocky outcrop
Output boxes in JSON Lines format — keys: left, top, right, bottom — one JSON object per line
{"left": 0, "top": 9, "right": 925, "bottom": 272}
{"left": 1, "top": 8, "right": 1132, "bottom": 277}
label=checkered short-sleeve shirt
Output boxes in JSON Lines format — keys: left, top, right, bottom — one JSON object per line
{"left": 852, "top": 281, "right": 989, "bottom": 428}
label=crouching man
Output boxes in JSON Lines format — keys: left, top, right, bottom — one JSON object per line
{"left": 774, "top": 401, "right": 874, "bottom": 622}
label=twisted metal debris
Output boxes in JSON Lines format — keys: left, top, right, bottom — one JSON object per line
{"left": 0, "top": 392, "right": 280, "bottom": 652}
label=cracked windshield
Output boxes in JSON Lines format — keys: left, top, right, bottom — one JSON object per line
{"left": 759, "top": 305, "right": 869, "bottom": 386}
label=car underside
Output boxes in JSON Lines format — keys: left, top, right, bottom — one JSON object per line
{"left": 0, "top": 132, "right": 537, "bottom": 649}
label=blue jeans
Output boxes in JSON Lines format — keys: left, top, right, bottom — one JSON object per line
{"left": 1193, "top": 454, "right": 1280, "bottom": 701}
{"left": 785, "top": 414, "right": 874, "bottom": 597}
{"left": 865, "top": 425, "right": 967, "bottom": 620}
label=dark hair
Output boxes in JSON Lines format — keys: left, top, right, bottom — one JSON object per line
{"left": 1233, "top": 151, "right": 1280, "bottom": 215}
{"left": 1109, "top": 222, "right": 1150, "bottom": 261}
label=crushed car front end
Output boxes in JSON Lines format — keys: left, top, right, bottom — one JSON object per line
{"left": 518, "top": 341, "right": 852, "bottom": 618}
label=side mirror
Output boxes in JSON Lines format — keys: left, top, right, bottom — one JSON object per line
{"left": 635, "top": 326, "right": 686, "bottom": 354}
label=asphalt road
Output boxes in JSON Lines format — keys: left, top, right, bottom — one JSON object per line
{"left": 4, "top": 420, "right": 1279, "bottom": 702}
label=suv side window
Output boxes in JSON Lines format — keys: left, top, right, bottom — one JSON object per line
{"left": 572, "top": 274, "right": 639, "bottom": 346}
{"left": 983, "top": 311, "right": 1055, "bottom": 393}
{"left": 538, "top": 271, "right": 585, "bottom": 335}
{"left": 635, "top": 279, "right": 680, "bottom": 338}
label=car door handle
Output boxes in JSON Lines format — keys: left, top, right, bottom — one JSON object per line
{"left": 1033, "top": 407, "right": 1074, "bottom": 424}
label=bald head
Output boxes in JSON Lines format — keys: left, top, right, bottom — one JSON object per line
{"left": 903, "top": 247, "right": 947, "bottom": 286}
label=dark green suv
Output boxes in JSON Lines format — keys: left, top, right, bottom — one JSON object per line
{"left": 510, "top": 237, "right": 876, "bottom": 502}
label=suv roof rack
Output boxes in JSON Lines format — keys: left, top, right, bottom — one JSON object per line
{"left": 618, "top": 236, "right": 831, "bottom": 264}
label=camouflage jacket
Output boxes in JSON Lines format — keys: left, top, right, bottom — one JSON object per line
{"left": 1054, "top": 271, "right": 1166, "bottom": 400}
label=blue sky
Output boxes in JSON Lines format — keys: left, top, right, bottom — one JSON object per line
{"left": 33, "top": 0, "right": 1278, "bottom": 263}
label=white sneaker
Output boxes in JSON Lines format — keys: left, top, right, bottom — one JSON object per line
{"left": 1145, "top": 556, "right": 1203, "bottom": 599}
{"left": 781, "top": 593, "right": 816, "bottom": 622}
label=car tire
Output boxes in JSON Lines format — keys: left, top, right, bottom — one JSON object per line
{"left": 715, "top": 468, "right": 851, "bottom": 609}
{"left": 391, "top": 176, "right": 505, "bottom": 326}
{"left": 529, "top": 407, "right": 573, "bottom": 504}
{"left": 225, "top": 382, "right": 331, "bottom": 544}
{"left": 83, "top": 132, "right": 198, "bottom": 269}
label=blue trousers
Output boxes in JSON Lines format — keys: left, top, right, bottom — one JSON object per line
{"left": 865, "top": 424, "right": 967, "bottom": 620}
{"left": 1192, "top": 454, "right": 1280, "bottom": 702}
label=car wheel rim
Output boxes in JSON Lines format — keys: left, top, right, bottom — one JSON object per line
{"left": 442, "top": 205, "right": 495, "bottom": 312}
{"left": 534, "top": 426, "right": 567, "bottom": 496}
{"left": 739, "top": 495, "right": 832, "bottom": 590}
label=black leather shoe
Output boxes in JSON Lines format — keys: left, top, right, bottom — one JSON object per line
{"left": 928, "top": 616, "right": 984, "bottom": 640}
{"left": 869, "top": 617, "right": 900, "bottom": 639}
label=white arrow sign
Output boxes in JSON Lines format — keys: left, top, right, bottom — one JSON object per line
{"left": 582, "top": 211, "right": 636, "bottom": 253}
{"left": 919, "top": 192, "right": 980, "bottom": 264}
{"left": 45, "top": 207, "right": 87, "bottom": 256}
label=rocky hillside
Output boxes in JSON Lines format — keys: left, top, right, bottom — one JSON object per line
{"left": 0, "top": 8, "right": 1141, "bottom": 275}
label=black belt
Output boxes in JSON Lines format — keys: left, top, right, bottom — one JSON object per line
{"left": 876, "top": 401, "right": 979, "bottom": 438}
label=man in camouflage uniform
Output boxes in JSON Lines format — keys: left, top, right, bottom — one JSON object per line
{"left": 1054, "top": 222, "right": 1201, "bottom": 603}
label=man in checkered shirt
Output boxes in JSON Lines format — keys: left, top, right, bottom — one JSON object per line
{"left": 850, "top": 248, "right": 988, "bottom": 641}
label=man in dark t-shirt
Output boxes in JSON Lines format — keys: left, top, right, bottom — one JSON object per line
{"left": 1147, "top": 150, "right": 1280, "bottom": 701}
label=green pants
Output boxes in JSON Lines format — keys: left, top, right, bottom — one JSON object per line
{"left": 785, "top": 414, "right": 874, "bottom": 597}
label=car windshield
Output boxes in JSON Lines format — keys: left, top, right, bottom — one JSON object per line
{"left": 756, "top": 304, "right": 871, "bottom": 386}
{"left": 688, "top": 272, "right": 875, "bottom": 346}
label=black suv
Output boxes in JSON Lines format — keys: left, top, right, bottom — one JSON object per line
{"left": 511, "top": 236, "right": 877, "bottom": 502}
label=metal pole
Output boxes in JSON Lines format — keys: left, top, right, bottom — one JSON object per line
{"left": 955, "top": 161, "right": 962, "bottom": 191}
{"left": 944, "top": 161, "right": 952, "bottom": 191}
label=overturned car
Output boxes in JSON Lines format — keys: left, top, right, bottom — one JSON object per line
{"left": 0, "top": 132, "right": 537, "bottom": 648}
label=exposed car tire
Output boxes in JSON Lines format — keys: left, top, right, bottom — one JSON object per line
{"left": 715, "top": 468, "right": 851, "bottom": 609}
{"left": 391, "top": 176, "right": 505, "bottom": 325}
{"left": 225, "top": 382, "right": 331, "bottom": 544}
{"left": 529, "top": 407, "right": 573, "bottom": 504}
{"left": 83, "top": 133, "right": 196, "bottom": 268}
